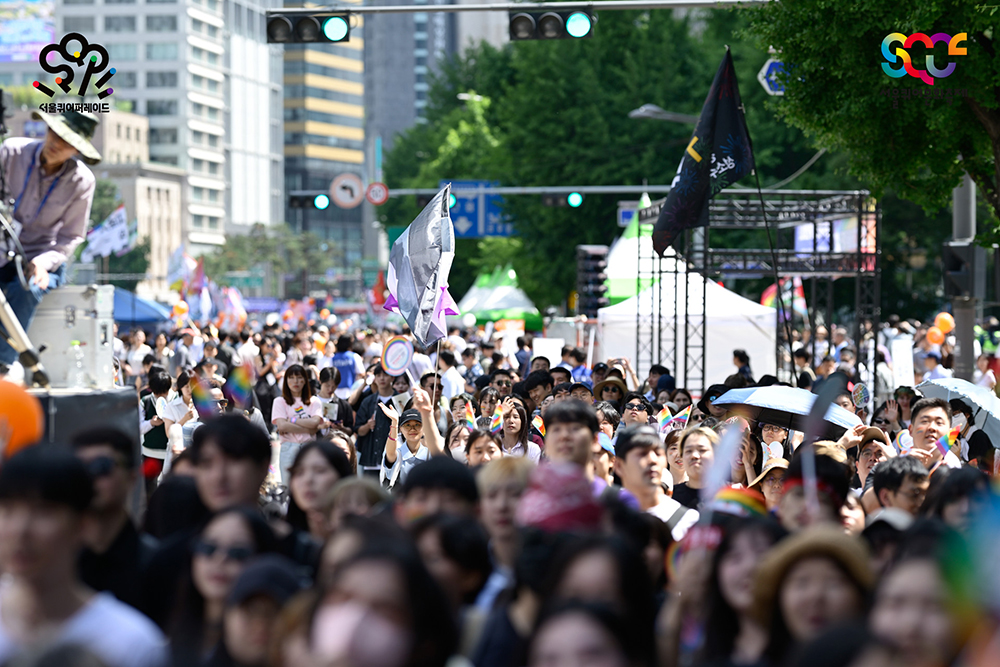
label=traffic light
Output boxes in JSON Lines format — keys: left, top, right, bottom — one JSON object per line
{"left": 266, "top": 12, "right": 350, "bottom": 43}
{"left": 289, "top": 194, "right": 332, "bottom": 209}
{"left": 543, "top": 192, "right": 585, "bottom": 207}
{"left": 576, "top": 244, "right": 609, "bottom": 317}
{"left": 509, "top": 10, "right": 595, "bottom": 41}
{"left": 942, "top": 241, "right": 986, "bottom": 299}
{"left": 416, "top": 194, "right": 457, "bottom": 209}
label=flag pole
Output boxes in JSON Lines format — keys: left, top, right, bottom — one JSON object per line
{"left": 730, "top": 45, "right": 795, "bottom": 377}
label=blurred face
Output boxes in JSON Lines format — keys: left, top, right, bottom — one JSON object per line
{"left": 540, "top": 395, "right": 555, "bottom": 416}
{"left": 674, "top": 392, "right": 692, "bottom": 410}
{"left": 195, "top": 440, "right": 268, "bottom": 512}
{"left": 529, "top": 384, "right": 550, "bottom": 406}
{"left": 417, "top": 528, "right": 468, "bottom": 608}
{"left": 324, "top": 559, "right": 410, "bottom": 630}
{"left": 451, "top": 400, "right": 466, "bottom": 423}
{"left": 556, "top": 550, "right": 622, "bottom": 609}
{"left": 529, "top": 612, "right": 628, "bottom": 667}
{"left": 392, "top": 376, "right": 410, "bottom": 394}
{"left": 656, "top": 391, "right": 671, "bottom": 405}
{"left": 75, "top": 444, "right": 132, "bottom": 513}
{"left": 0, "top": 499, "right": 82, "bottom": 579}
{"left": 591, "top": 441, "right": 614, "bottom": 484}
{"left": 835, "top": 395, "right": 854, "bottom": 412}
{"left": 467, "top": 436, "right": 502, "bottom": 467}
{"left": 448, "top": 428, "right": 469, "bottom": 463}
{"left": 192, "top": 513, "right": 255, "bottom": 603}
{"left": 856, "top": 441, "right": 886, "bottom": 485}
{"left": 400, "top": 419, "right": 423, "bottom": 443}
{"left": 551, "top": 371, "right": 571, "bottom": 386}
{"left": 615, "top": 443, "right": 665, "bottom": 495}
{"left": 909, "top": 406, "right": 950, "bottom": 452}
{"left": 531, "top": 358, "right": 549, "bottom": 373}
{"left": 481, "top": 479, "right": 523, "bottom": 541}
{"left": 597, "top": 413, "right": 615, "bottom": 439}
{"left": 622, "top": 399, "right": 649, "bottom": 426}
{"left": 665, "top": 438, "right": 683, "bottom": 473}
{"left": 224, "top": 596, "right": 280, "bottom": 667}
{"left": 290, "top": 448, "right": 342, "bottom": 514}
{"left": 571, "top": 387, "right": 593, "bottom": 403}
{"left": 841, "top": 494, "right": 865, "bottom": 535}
{"left": 492, "top": 376, "right": 512, "bottom": 397}
{"left": 779, "top": 484, "right": 839, "bottom": 532}
{"left": 397, "top": 487, "right": 474, "bottom": 526}
{"left": 480, "top": 394, "right": 498, "bottom": 419}
{"left": 870, "top": 560, "right": 954, "bottom": 665}
{"left": 760, "top": 423, "right": 788, "bottom": 445}
{"left": 719, "top": 529, "right": 773, "bottom": 614}
{"left": 681, "top": 434, "right": 714, "bottom": 484}
{"left": 502, "top": 408, "right": 521, "bottom": 438}
{"left": 545, "top": 420, "right": 594, "bottom": 468}
{"left": 591, "top": 368, "right": 608, "bottom": 385}
{"left": 321, "top": 379, "right": 336, "bottom": 396}
{"left": 757, "top": 468, "right": 785, "bottom": 510}
{"left": 286, "top": 372, "right": 306, "bottom": 397}
{"left": 881, "top": 475, "right": 929, "bottom": 516}
{"left": 374, "top": 370, "right": 393, "bottom": 392}
{"left": 600, "top": 385, "right": 622, "bottom": 403}
{"left": 42, "top": 129, "right": 77, "bottom": 166}
{"left": 780, "top": 557, "right": 864, "bottom": 642}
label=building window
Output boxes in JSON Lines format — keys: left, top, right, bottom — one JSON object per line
{"left": 152, "top": 155, "right": 178, "bottom": 166}
{"left": 63, "top": 0, "right": 95, "bottom": 5}
{"left": 192, "top": 186, "right": 204, "bottom": 200}
{"left": 193, "top": 214, "right": 204, "bottom": 227}
{"left": 207, "top": 189, "right": 219, "bottom": 202}
{"left": 146, "top": 15, "right": 177, "bottom": 31}
{"left": 147, "top": 100, "right": 177, "bottom": 115}
{"left": 105, "top": 0, "right": 136, "bottom": 4}
{"left": 207, "top": 162, "right": 220, "bottom": 175}
{"left": 207, "top": 217, "right": 219, "bottom": 229}
{"left": 106, "top": 43, "right": 137, "bottom": 60}
{"left": 207, "top": 134, "right": 219, "bottom": 147}
{"left": 64, "top": 16, "right": 94, "bottom": 31}
{"left": 105, "top": 16, "right": 137, "bottom": 32}
{"left": 234, "top": 4, "right": 243, "bottom": 35}
{"left": 136, "top": 129, "right": 141, "bottom": 142}
{"left": 114, "top": 72, "right": 137, "bottom": 88}
{"left": 146, "top": 43, "right": 178, "bottom": 60}
{"left": 126, "top": 126, "right": 131, "bottom": 139}
{"left": 146, "top": 71, "right": 177, "bottom": 87}
{"left": 116, "top": 124, "right": 121, "bottom": 138}
{"left": 149, "top": 128, "right": 178, "bottom": 144}
{"left": 147, "top": 0, "right": 177, "bottom": 4}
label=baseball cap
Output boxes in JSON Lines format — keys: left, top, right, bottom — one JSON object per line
{"left": 598, "top": 432, "right": 615, "bottom": 456}
{"left": 227, "top": 554, "right": 306, "bottom": 607}
{"left": 399, "top": 409, "right": 422, "bottom": 426}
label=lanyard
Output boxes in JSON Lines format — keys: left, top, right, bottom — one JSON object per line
{"left": 13, "top": 144, "right": 62, "bottom": 228}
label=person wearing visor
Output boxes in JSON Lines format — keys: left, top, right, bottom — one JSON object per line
{"left": 0, "top": 109, "right": 101, "bottom": 369}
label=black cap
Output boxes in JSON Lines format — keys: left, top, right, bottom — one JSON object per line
{"left": 227, "top": 554, "right": 306, "bottom": 607}
{"left": 592, "top": 362, "right": 609, "bottom": 372}
{"left": 697, "top": 384, "right": 730, "bottom": 415}
{"left": 399, "top": 409, "right": 422, "bottom": 425}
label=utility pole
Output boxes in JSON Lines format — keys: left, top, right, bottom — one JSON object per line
{"left": 952, "top": 173, "right": 977, "bottom": 381}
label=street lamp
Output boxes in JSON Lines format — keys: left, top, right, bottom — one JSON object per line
{"left": 627, "top": 103, "right": 698, "bottom": 124}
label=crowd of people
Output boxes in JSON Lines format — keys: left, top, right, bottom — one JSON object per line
{"left": 1, "top": 316, "right": 1000, "bottom": 667}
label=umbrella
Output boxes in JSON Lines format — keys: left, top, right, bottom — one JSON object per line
{"left": 113, "top": 287, "right": 172, "bottom": 324}
{"left": 916, "top": 378, "right": 1000, "bottom": 447}
{"left": 714, "top": 385, "right": 862, "bottom": 440}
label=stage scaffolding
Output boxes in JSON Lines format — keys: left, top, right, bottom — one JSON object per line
{"left": 636, "top": 189, "right": 881, "bottom": 391}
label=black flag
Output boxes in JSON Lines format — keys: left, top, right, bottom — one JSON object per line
{"left": 653, "top": 49, "right": 753, "bottom": 256}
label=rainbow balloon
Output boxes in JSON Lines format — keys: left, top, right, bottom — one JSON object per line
{"left": 490, "top": 404, "right": 503, "bottom": 434}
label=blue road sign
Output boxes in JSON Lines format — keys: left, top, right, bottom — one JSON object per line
{"left": 618, "top": 208, "right": 635, "bottom": 227}
{"left": 441, "top": 180, "right": 515, "bottom": 238}
{"left": 757, "top": 58, "right": 786, "bottom": 96}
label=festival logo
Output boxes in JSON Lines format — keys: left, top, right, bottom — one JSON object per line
{"left": 881, "top": 32, "right": 967, "bottom": 85}
{"left": 33, "top": 32, "right": 115, "bottom": 113}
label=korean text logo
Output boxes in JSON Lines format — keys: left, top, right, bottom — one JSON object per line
{"left": 33, "top": 33, "right": 115, "bottom": 99}
{"left": 881, "top": 32, "right": 967, "bottom": 86}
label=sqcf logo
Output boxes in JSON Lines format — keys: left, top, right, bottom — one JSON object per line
{"left": 33, "top": 33, "right": 115, "bottom": 99}
{"left": 881, "top": 32, "right": 967, "bottom": 85}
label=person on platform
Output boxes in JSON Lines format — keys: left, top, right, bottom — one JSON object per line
{"left": 0, "top": 110, "right": 100, "bottom": 370}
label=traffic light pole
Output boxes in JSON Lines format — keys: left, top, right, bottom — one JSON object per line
{"left": 952, "top": 173, "right": 976, "bottom": 381}
{"left": 273, "top": 0, "right": 765, "bottom": 14}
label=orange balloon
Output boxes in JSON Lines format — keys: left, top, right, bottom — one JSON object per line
{"left": 926, "top": 326, "right": 945, "bottom": 346}
{"left": 934, "top": 312, "right": 956, "bottom": 334}
{"left": 320, "top": 308, "right": 331, "bottom": 319}
{"left": 0, "top": 382, "right": 44, "bottom": 458}
{"left": 172, "top": 301, "right": 189, "bottom": 316}
{"left": 283, "top": 309, "right": 293, "bottom": 320}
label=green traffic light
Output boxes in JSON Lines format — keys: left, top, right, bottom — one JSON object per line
{"left": 314, "top": 194, "right": 331, "bottom": 210}
{"left": 565, "top": 12, "right": 592, "bottom": 38}
{"left": 449, "top": 194, "right": 457, "bottom": 209}
{"left": 567, "top": 192, "right": 584, "bottom": 207}
{"left": 322, "top": 16, "right": 349, "bottom": 41}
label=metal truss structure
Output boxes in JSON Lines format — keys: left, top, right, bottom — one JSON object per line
{"left": 636, "top": 189, "right": 881, "bottom": 391}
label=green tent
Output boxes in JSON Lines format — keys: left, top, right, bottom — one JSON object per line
{"left": 605, "top": 199, "right": 658, "bottom": 306}
{"left": 455, "top": 265, "right": 543, "bottom": 330}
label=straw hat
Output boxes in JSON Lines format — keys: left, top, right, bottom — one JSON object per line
{"left": 31, "top": 109, "right": 102, "bottom": 165}
{"left": 593, "top": 376, "right": 628, "bottom": 398}
{"left": 749, "top": 457, "right": 789, "bottom": 489}
{"left": 753, "top": 526, "right": 873, "bottom": 623}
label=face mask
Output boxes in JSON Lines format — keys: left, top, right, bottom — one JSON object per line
{"left": 450, "top": 444, "right": 467, "bottom": 464}
{"left": 952, "top": 414, "right": 967, "bottom": 431}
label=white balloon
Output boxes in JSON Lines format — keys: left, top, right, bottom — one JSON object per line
{"left": 462, "top": 313, "right": 477, "bottom": 328}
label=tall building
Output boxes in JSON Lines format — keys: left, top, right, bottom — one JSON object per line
{"left": 281, "top": 0, "right": 366, "bottom": 297}
{"left": 0, "top": 0, "right": 284, "bottom": 257}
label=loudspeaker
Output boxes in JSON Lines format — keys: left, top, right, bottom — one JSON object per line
{"left": 29, "top": 387, "right": 140, "bottom": 448}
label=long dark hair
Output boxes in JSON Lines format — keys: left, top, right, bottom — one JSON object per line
{"left": 286, "top": 440, "right": 353, "bottom": 532}
{"left": 502, "top": 404, "right": 530, "bottom": 449}
{"left": 282, "top": 364, "right": 313, "bottom": 404}
{"left": 700, "top": 516, "right": 787, "bottom": 664}
{"left": 168, "top": 507, "right": 278, "bottom": 665}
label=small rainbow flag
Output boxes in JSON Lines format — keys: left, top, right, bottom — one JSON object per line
{"left": 934, "top": 425, "right": 963, "bottom": 456}
{"left": 191, "top": 377, "right": 215, "bottom": 420}
{"left": 490, "top": 404, "right": 503, "bottom": 434}
{"left": 656, "top": 407, "right": 671, "bottom": 431}
{"left": 665, "top": 405, "right": 692, "bottom": 431}
{"left": 465, "top": 401, "right": 476, "bottom": 431}
{"left": 532, "top": 414, "right": 545, "bottom": 437}
{"left": 224, "top": 362, "right": 253, "bottom": 409}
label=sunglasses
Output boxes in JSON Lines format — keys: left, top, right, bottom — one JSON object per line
{"left": 84, "top": 455, "right": 120, "bottom": 478}
{"left": 625, "top": 403, "right": 647, "bottom": 412}
{"left": 495, "top": 381, "right": 512, "bottom": 387}
{"left": 192, "top": 540, "right": 255, "bottom": 562}
{"left": 872, "top": 417, "right": 890, "bottom": 425}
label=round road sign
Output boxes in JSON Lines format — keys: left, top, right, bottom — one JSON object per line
{"left": 330, "top": 173, "right": 365, "bottom": 209}
{"left": 366, "top": 181, "right": 389, "bottom": 206}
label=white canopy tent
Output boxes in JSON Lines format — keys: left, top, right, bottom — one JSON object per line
{"left": 598, "top": 262, "right": 777, "bottom": 389}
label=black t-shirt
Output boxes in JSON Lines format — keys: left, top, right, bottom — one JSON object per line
{"left": 79, "top": 519, "right": 158, "bottom": 611}
{"left": 671, "top": 483, "right": 701, "bottom": 510}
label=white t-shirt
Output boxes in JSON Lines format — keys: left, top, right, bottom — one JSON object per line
{"left": 440, "top": 366, "right": 466, "bottom": 402}
{"left": 0, "top": 590, "right": 168, "bottom": 667}
{"left": 647, "top": 496, "right": 699, "bottom": 541}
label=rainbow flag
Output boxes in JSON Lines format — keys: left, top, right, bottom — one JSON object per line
{"left": 490, "top": 404, "right": 503, "bottom": 434}
{"left": 465, "top": 401, "right": 476, "bottom": 431}
{"left": 656, "top": 407, "right": 671, "bottom": 431}
{"left": 532, "top": 415, "right": 545, "bottom": 437}
{"left": 665, "top": 405, "right": 692, "bottom": 430}
{"left": 191, "top": 377, "right": 216, "bottom": 420}
{"left": 761, "top": 277, "right": 808, "bottom": 322}
{"left": 935, "top": 425, "right": 963, "bottom": 456}
{"left": 224, "top": 362, "right": 253, "bottom": 409}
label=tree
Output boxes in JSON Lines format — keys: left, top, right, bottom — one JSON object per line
{"left": 745, "top": 1, "right": 999, "bottom": 229}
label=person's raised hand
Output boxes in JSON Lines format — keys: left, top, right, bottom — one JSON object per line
{"left": 883, "top": 399, "right": 899, "bottom": 423}
{"left": 378, "top": 401, "right": 399, "bottom": 423}
{"left": 501, "top": 396, "right": 516, "bottom": 416}
{"left": 412, "top": 386, "right": 434, "bottom": 416}
{"left": 836, "top": 424, "right": 866, "bottom": 451}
